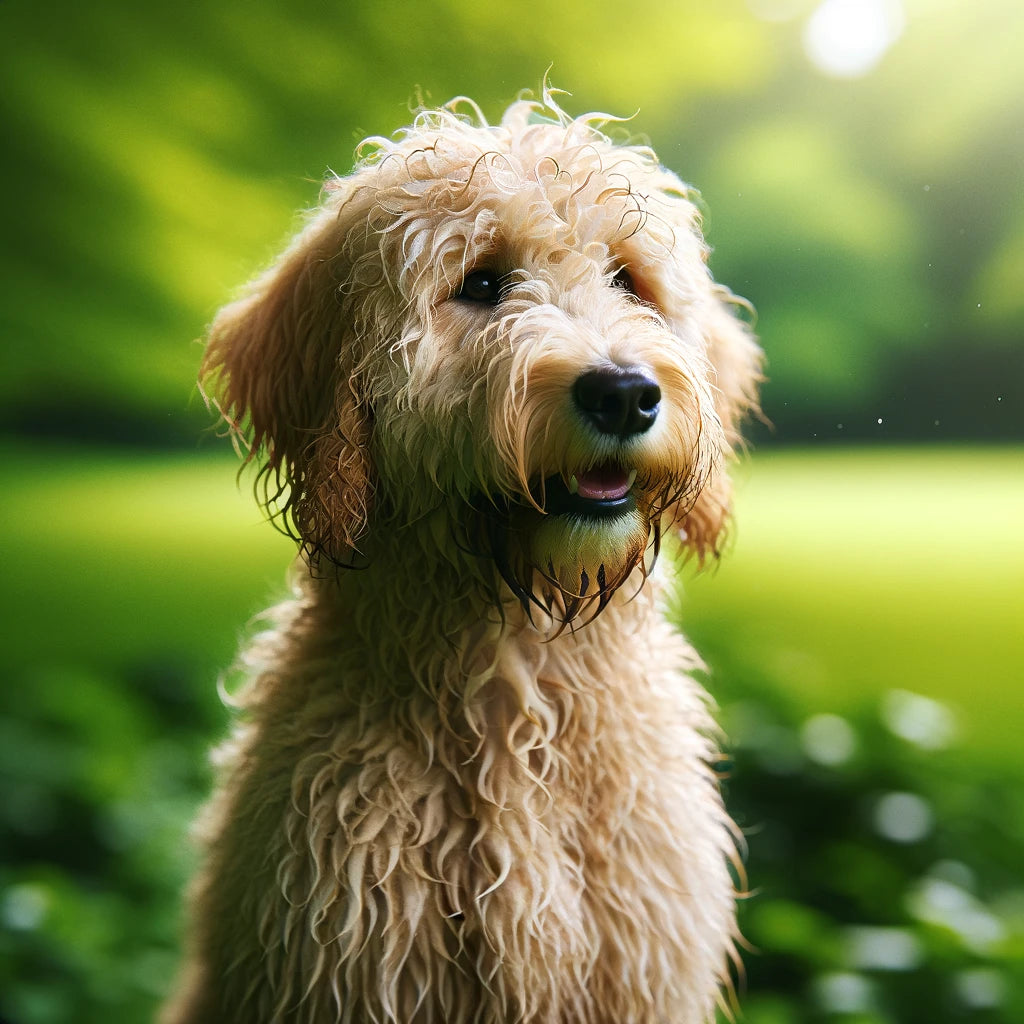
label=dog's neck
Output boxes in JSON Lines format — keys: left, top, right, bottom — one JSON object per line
{"left": 289, "top": 517, "right": 670, "bottom": 720}
{"left": 230, "top": 518, "right": 692, "bottom": 832}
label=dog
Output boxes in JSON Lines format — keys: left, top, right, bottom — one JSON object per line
{"left": 163, "top": 90, "right": 761, "bottom": 1024}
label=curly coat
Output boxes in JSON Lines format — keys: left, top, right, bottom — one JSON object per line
{"left": 163, "top": 93, "right": 762, "bottom": 1024}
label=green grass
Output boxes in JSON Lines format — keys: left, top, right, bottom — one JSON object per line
{"left": 680, "top": 447, "right": 1024, "bottom": 767}
{"left": 3, "top": 442, "right": 1021, "bottom": 762}
{"left": 1, "top": 443, "right": 294, "bottom": 680}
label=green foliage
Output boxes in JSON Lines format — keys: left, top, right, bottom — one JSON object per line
{"left": 1, "top": 0, "right": 1022, "bottom": 445}
{"left": 715, "top": 671, "right": 1024, "bottom": 1023}
{"left": 0, "top": 664, "right": 208, "bottom": 1023}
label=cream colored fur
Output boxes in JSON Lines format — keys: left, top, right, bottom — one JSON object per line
{"left": 163, "top": 92, "right": 761, "bottom": 1024}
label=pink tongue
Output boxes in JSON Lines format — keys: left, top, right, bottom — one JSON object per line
{"left": 576, "top": 465, "right": 631, "bottom": 501}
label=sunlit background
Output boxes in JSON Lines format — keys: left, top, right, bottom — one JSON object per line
{"left": 1, "top": 1, "right": 1021, "bottom": 1021}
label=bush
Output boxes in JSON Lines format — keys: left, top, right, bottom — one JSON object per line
{"left": 716, "top": 665, "right": 1024, "bottom": 1023}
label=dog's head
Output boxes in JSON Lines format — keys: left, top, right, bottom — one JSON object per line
{"left": 203, "top": 95, "right": 761, "bottom": 621}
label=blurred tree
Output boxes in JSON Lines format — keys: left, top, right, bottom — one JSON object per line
{"left": 1, "top": 0, "right": 1021, "bottom": 445}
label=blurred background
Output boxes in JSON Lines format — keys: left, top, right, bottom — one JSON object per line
{"left": 1, "top": 0, "right": 1021, "bottom": 1021}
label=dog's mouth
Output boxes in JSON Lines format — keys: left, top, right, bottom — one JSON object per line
{"left": 539, "top": 462, "right": 638, "bottom": 518}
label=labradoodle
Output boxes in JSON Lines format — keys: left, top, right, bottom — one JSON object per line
{"left": 163, "top": 92, "right": 762, "bottom": 1024}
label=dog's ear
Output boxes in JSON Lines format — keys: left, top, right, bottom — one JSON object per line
{"left": 704, "top": 286, "right": 762, "bottom": 449}
{"left": 201, "top": 198, "right": 374, "bottom": 563}
{"left": 678, "top": 287, "right": 762, "bottom": 562}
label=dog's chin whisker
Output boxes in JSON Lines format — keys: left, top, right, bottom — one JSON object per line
{"left": 651, "top": 517, "right": 663, "bottom": 565}
{"left": 560, "top": 593, "right": 582, "bottom": 629}
{"left": 598, "top": 565, "right": 610, "bottom": 610}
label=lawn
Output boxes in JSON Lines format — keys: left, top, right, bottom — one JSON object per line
{"left": 681, "top": 446, "right": 1024, "bottom": 769}
{"left": 4, "top": 442, "right": 1020, "bottom": 761}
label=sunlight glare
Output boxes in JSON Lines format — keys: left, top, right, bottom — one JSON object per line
{"left": 804, "top": 0, "right": 905, "bottom": 78}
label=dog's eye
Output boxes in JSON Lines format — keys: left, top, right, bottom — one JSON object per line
{"left": 457, "top": 269, "right": 505, "bottom": 304}
{"left": 612, "top": 265, "right": 660, "bottom": 310}
{"left": 612, "top": 266, "right": 638, "bottom": 296}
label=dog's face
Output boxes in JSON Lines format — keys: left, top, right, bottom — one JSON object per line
{"left": 204, "top": 99, "right": 760, "bottom": 620}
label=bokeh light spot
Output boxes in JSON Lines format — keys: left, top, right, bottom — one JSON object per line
{"left": 874, "top": 791, "right": 933, "bottom": 843}
{"left": 801, "top": 712, "right": 857, "bottom": 765}
{"left": 804, "top": 0, "right": 905, "bottom": 78}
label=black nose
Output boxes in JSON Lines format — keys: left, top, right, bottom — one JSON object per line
{"left": 573, "top": 366, "right": 661, "bottom": 438}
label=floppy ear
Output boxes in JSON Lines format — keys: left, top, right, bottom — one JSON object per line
{"left": 704, "top": 286, "right": 762, "bottom": 448}
{"left": 201, "top": 197, "right": 375, "bottom": 563}
{"left": 678, "top": 287, "right": 762, "bottom": 562}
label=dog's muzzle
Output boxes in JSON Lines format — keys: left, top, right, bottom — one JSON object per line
{"left": 534, "top": 364, "right": 659, "bottom": 518}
